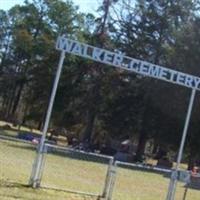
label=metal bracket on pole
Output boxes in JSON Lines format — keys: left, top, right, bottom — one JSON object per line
{"left": 166, "top": 89, "right": 196, "bottom": 200}
{"left": 29, "top": 51, "right": 66, "bottom": 188}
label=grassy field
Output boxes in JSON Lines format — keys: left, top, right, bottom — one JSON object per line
{"left": 0, "top": 127, "right": 200, "bottom": 200}
{"left": 0, "top": 181, "right": 97, "bottom": 200}
{"left": 0, "top": 139, "right": 101, "bottom": 200}
{"left": 113, "top": 166, "right": 200, "bottom": 200}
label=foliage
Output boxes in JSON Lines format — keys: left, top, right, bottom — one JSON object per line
{"left": 1, "top": 0, "right": 200, "bottom": 167}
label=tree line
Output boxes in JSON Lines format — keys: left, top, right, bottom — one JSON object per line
{"left": 1, "top": 0, "right": 200, "bottom": 168}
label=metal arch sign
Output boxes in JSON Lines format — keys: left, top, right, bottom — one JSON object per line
{"left": 31, "top": 35, "right": 197, "bottom": 191}
{"left": 56, "top": 36, "right": 200, "bottom": 90}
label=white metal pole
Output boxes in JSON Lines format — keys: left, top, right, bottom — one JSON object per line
{"left": 106, "top": 162, "right": 117, "bottom": 200}
{"left": 176, "top": 89, "right": 196, "bottom": 169}
{"left": 102, "top": 158, "right": 114, "bottom": 198}
{"left": 39, "top": 50, "right": 66, "bottom": 153}
{"left": 30, "top": 50, "right": 65, "bottom": 187}
{"left": 167, "top": 89, "right": 196, "bottom": 200}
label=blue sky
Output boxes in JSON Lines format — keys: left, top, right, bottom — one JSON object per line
{"left": 0, "top": 0, "right": 99, "bottom": 14}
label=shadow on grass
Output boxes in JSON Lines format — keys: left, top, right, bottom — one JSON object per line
{"left": 41, "top": 186, "right": 101, "bottom": 199}
{"left": 0, "top": 180, "right": 29, "bottom": 188}
{"left": 0, "top": 180, "right": 35, "bottom": 200}
{"left": 0, "top": 180, "right": 100, "bottom": 200}
{"left": 0, "top": 192, "right": 33, "bottom": 200}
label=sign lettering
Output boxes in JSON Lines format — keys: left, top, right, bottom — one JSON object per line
{"left": 56, "top": 36, "right": 200, "bottom": 90}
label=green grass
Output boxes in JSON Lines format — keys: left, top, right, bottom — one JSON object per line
{"left": 0, "top": 130, "right": 200, "bottom": 200}
{"left": 41, "top": 148, "right": 109, "bottom": 194}
{"left": 0, "top": 139, "right": 99, "bottom": 200}
{"left": 113, "top": 167, "right": 200, "bottom": 200}
{"left": 0, "top": 181, "right": 97, "bottom": 200}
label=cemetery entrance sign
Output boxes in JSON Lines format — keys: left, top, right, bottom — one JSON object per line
{"left": 31, "top": 35, "right": 199, "bottom": 200}
{"left": 56, "top": 36, "right": 200, "bottom": 91}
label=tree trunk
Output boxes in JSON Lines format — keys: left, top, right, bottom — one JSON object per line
{"left": 37, "top": 120, "right": 43, "bottom": 131}
{"left": 135, "top": 129, "right": 148, "bottom": 162}
{"left": 135, "top": 94, "right": 151, "bottom": 162}
{"left": 152, "top": 142, "right": 159, "bottom": 155}
{"left": 11, "top": 81, "right": 24, "bottom": 115}
{"left": 188, "top": 155, "right": 195, "bottom": 170}
{"left": 81, "top": 110, "right": 96, "bottom": 143}
{"left": 187, "top": 147, "right": 196, "bottom": 170}
{"left": 0, "top": 34, "right": 11, "bottom": 74}
{"left": 5, "top": 84, "right": 17, "bottom": 118}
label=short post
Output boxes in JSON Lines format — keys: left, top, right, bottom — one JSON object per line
{"left": 102, "top": 158, "right": 114, "bottom": 198}
{"left": 166, "top": 170, "right": 178, "bottom": 200}
{"left": 183, "top": 184, "right": 189, "bottom": 200}
{"left": 29, "top": 51, "right": 65, "bottom": 188}
{"left": 166, "top": 89, "right": 196, "bottom": 200}
{"left": 106, "top": 161, "right": 117, "bottom": 200}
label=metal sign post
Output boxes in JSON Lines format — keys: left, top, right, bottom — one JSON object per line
{"left": 30, "top": 51, "right": 65, "bottom": 187}
{"left": 166, "top": 89, "right": 196, "bottom": 200}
